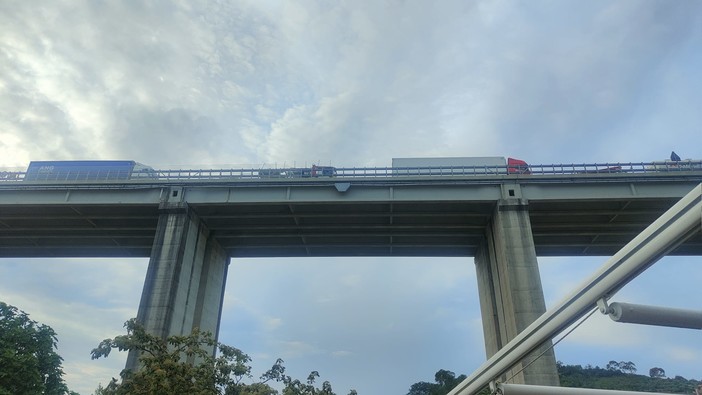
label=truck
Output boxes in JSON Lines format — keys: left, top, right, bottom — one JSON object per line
{"left": 391, "top": 157, "right": 530, "bottom": 175}
{"left": 24, "top": 160, "right": 157, "bottom": 181}
{"left": 258, "top": 164, "right": 336, "bottom": 178}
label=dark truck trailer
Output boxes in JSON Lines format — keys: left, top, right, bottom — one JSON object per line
{"left": 24, "top": 160, "right": 156, "bottom": 181}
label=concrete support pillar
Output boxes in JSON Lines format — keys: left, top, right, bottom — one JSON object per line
{"left": 474, "top": 187, "right": 559, "bottom": 386}
{"left": 126, "top": 201, "right": 229, "bottom": 370}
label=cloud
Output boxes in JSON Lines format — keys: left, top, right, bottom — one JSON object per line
{"left": 264, "top": 317, "right": 283, "bottom": 331}
{"left": 110, "top": 106, "right": 229, "bottom": 165}
{"left": 277, "top": 340, "right": 323, "bottom": 359}
{"left": 477, "top": 2, "right": 702, "bottom": 162}
{"left": 665, "top": 347, "right": 698, "bottom": 364}
{"left": 560, "top": 314, "right": 647, "bottom": 347}
{"left": 3, "top": 1, "right": 700, "bottom": 170}
{"left": 0, "top": 1, "right": 271, "bottom": 166}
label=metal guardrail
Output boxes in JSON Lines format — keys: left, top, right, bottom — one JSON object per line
{"left": 1, "top": 161, "right": 701, "bottom": 183}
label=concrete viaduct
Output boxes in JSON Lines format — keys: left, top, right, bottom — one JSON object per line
{"left": 1, "top": 166, "right": 701, "bottom": 386}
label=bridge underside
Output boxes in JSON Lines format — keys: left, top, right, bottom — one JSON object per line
{"left": 1, "top": 197, "right": 701, "bottom": 257}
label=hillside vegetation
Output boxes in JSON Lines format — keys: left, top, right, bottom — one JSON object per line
{"left": 558, "top": 361, "right": 700, "bottom": 394}
{"left": 406, "top": 361, "right": 700, "bottom": 395}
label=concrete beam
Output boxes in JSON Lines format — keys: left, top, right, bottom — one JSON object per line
{"left": 126, "top": 202, "right": 229, "bottom": 370}
{"left": 474, "top": 194, "right": 559, "bottom": 386}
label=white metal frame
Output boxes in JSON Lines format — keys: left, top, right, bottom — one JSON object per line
{"left": 604, "top": 301, "right": 702, "bottom": 330}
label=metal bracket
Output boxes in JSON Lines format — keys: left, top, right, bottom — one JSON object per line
{"left": 490, "top": 380, "right": 501, "bottom": 395}
{"left": 597, "top": 298, "right": 611, "bottom": 315}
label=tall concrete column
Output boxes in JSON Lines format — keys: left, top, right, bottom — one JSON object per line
{"left": 474, "top": 185, "right": 559, "bottom": 386}
{"left": 126, "top": 201, "right": 229, "bottom": 370}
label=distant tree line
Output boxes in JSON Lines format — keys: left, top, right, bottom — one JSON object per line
{"left": 406, "top": 362, "right": 700, "bottom": 395}
{"left": 557, "top": 361, "right": 699, "bottom": 393}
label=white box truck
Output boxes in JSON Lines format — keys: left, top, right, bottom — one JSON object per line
{"left": 391, "top": 157, "right": 530, "bottom": 175}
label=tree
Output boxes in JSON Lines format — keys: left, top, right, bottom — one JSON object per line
{"left": 606, "top": 360, "right": 621, "bottom": 372}
{"left": 92, "top": 319, "right": 270, "bottom": 395}
{"left": 92, "top": 319, "right": 356, "bottom": 395}
{"left": 606, "top": 360, "right": 636, "bottom": 374}
{"left": 619, "top": 361, "right": 637, "bottom": 374}
{"left": 0, "top": 301, "right": 70, "bottom": 395}
{"left": 271, "top": 368, "right": 355, "bottom": 395}
{"left": 649, "top": 367, "right": 666, "bottom": 379}
{"left": 406, "top": 369, "right": 472, "bottom": 395}
{"left": 434, "top": 370, "right": 457, "bottom": 388}
{"left": 407, "top": 381, "right": 437, "bottom": 395}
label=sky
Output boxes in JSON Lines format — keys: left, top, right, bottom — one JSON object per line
{"left": 0, "top": 0, "right": 701, "bottom": 394}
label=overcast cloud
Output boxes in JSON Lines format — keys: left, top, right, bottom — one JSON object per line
{"left": 3, "top": 1, "right": 700, "bottom": 167}
{"left": 1, "top": 1, "right": 702, "bottom": 394}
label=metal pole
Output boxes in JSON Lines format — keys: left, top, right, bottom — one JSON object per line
{"left": 448, "top": 184, "right": 702, "bottom": 395}
{"left": 608, "top": 302, "right": 702, "bottom": 329}
{"left": 498, "top": 383, "right": 683, "bottom": 395}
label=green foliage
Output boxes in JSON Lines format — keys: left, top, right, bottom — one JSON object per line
{"left": 92, "top": 319, "right": 356, "bottom": 395}
{"left": 558, "top": 361, "right": 699, "bottom": 393}
{"left": 406, "top": 369, "right": 486, "bottom": 395}
{"left": 271, "top": 368, "right": 356, "bottom": 395}
{"left": 0, "top": 301, "right": 70, "bottom": 395}
{"left": 92, "top": 319, "right": 265, "bottom": 395}
{"left": 408, "top": 362, "right": 699, "bottom": 395}
{"left": 649, "top": 367, "right": 666, "bottom": 379}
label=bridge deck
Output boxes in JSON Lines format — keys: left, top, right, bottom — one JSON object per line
{"left": 1, "top": 172, "right": 701, "bottom": 258}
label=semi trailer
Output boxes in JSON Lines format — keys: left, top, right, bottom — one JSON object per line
{"left": 23, "top": 160, "right": 157, "bottom": 181}
{"left": 391, "top": 157, "right": 530, "bottom": 175}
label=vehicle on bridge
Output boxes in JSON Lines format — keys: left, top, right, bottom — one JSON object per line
{"left": 0, "top": 170, "right": 20, "bottom": 180}
{"left": 258, "top": 164, "right": 336, "bottom": 178}
{"left": 23, "top": 160, "right": 157, "bottom": 181}
{"left": 648, "top": 151, "right": 702, "bottom": 172}
{"left": 391, "top": 156, "right": 531, "bottom": 175}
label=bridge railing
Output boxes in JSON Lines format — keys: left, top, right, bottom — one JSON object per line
{"left": 1, "top": 161, "right": 701, "bottom": 183}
